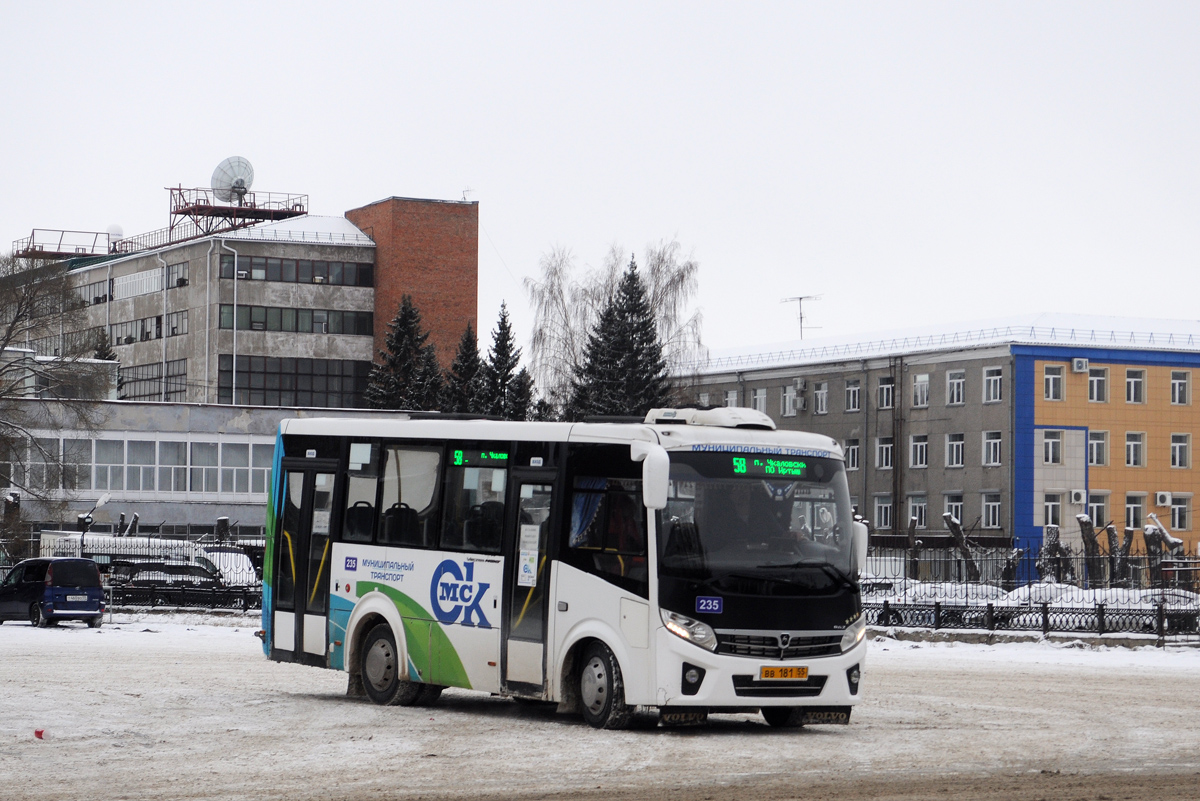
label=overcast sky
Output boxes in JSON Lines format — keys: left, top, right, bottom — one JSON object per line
{"left": 3, "top": 3, "right": 1198, "bottom": 359}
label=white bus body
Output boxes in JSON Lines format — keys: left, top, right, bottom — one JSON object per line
{"left": 262, "top": 408, "right": 868, "bottom": 728}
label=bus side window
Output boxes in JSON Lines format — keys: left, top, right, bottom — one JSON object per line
{"left": 377, "top": 446, "right": 441, "bottom": 548}
{"left": 441, "top": 465, "right": 506, "bottom": 554}
{"left": 566, "top": 481, "right": 648, "bottom": 598}
{"left": 341, "top": 442, "right": 378, "bottom": 543}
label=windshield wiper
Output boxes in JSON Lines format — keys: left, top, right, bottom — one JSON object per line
{"left": 755, "top": 559, "right": 854, "bottom": 585}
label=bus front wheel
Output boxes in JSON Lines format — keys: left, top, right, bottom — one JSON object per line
{"left": 361, "top": 624, "right": 422, "bottom": 706}
{"left": 579, "top": 642, "right": 633, "bottom": 729}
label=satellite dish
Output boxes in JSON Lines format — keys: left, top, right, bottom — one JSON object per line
{"left": 211, "top": 156, "right": 254, "bottom": 204}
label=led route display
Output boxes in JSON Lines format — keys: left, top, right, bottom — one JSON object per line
{"left": 731, "top": 456, "right": 807, "bottom": 477}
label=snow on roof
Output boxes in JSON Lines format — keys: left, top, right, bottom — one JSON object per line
{"left": 219, "top": 215, "right": 374, "bottom": 247}
{"left": 690, "top": 312, "right": 1200, "bottom": 375}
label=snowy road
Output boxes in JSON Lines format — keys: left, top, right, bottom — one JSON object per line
{"left": 2, "top": 615, "right": 1199, "bottom": 801}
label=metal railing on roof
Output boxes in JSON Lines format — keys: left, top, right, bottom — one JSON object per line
{"left": 685, "top": 324, "right": 1200, "bottom": 373}
{"left": 225, "top": 226, "right": 375, "bottom": 245}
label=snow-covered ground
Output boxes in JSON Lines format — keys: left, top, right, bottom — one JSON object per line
{"left": 2, "top": 615, "right": 1200, "bottom": 800}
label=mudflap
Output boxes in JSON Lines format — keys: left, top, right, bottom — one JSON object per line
{"left": 801, "top": 706, "right": 852, "bottom": 725}
{"left": 659, "top": 707, "right": 709, "bottom": 727}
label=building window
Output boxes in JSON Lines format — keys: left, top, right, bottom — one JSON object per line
{"left": 110, "top": 315, "right": 162, "bottom": 346}
{"left": 1088, "top": 494, "right": 1107, "bottom": 527}
{"left": 1044, "top": 365, "right": 1064, "bottom": 401}
{"left": 1126, "top": 369, "right": 1145, "bottom": 403}
{"left": 190, "top": 442, "right": 219, "bottom": 493}
{"left": 166, "top": 261, "right": 189, "bottom": 287}
{"left": 912, "top": 374, "right": 929, "bottom": 408}
{"left": 218, "top": 305, "right": 374, "bottom": 336}
{"left": 1172, "top": 434, "right": 1190, "bottom": 468}
{"left": 219, "top": 255, "right": 375, "bottom": 287}
{"left": 1172, "top": 371, "right": 1189, "bottom": 405}
{"left": 698, "top": 392, "right": 709, "bottom": 407}
{"left": 983, "top": 367, "right": 1002, "bottom": 403}
{"left": 813, "top": 382, "right": 828, "bottom": 414}
{"left": 166, "top": 310, "right": 188, "bottom": 337}
{"left": 62, "top": 439, "right": 93, "bottom": 491}
{"left": 751, "top": 388, "right": 766, "bottom": 413}
{"left": 1088, "top": 431, "right": 1107, "bottom": 466}
{"left": 1043, "top": 430, "right": 1062, "bottom": 465}
{"left": 1044, "top": 494, "right": 1061, "bottom": 527}
{"left": 1171, "top": 497, "right": 1190, "bottom": 530}
{"left": 908, "top": 496, "right": 927, "bottom": 529}
{"left": 781, "top": 386, "right": 796, "bottom": 417}
{"left": 1125, "top": 432, "right": 1144, "bottom": 467}
{"left": 845, "top": 380, "right": 861, "bottom": 412}
{"left": 95, "top": 440, "right": 124, "bottom": 491}
{"left": 875, "top": 495, "right": 893, "bottom": 530}
{"left": 724, "top": 390, "right": 738, "bottom": 407}
{"left": 120, "top": 359, "right": 187, "bottom": 402}
{"left": 983, "top": 494, "right": 1001, "bottom": 529}
{"left": 1089, "top": 368, "right": 1107, "bottom": 402}
{"left": 910, "top": 435, "right": 928, "bottom": 468}
{"left": 1125, "top": 495, "right": 1143, "bottom": 530}
{"left": 877, "top": 377, "right": 894, "bottom": 410}
{"left": 946, "top": 433, "right": 965, "bottom": 468}
{"left": 159, "top": 441, "right": 188, "bottom": 492}
{"left": 126, "top": 440, "right": 156, "bottom": 492}
{"left": 984, "top": 431, "right": 1002, "bottom": 466}
{"left": 218, "top": 354, "right": 372, "bottom": 408}
{"left": 946, "top": 371, "right": 964, "bottom": 405}
{"left": 876, "top": 437, "right": 894, "bottom": 470}
{"left": 945, "top": 494, "right": 963, "bottom": 525}
{"left": 845, "top": 440, "right": 859, "bottom": 470}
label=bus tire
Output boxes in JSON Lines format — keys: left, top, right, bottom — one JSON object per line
{"left": 579, "top": 642, "right": 633, "bottom": 729}
{"left": 361, "top": 623, "right": 422, "bottom": 706}
{"left": 415, "top": 684, "right": 444, "bottom": 706}
{"left": 761, "top": 706, "right": 804, "bottom": 728}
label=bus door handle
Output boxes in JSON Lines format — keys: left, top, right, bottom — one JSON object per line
{"left": 557, "top": 601, "right": 568, "bottom": 612}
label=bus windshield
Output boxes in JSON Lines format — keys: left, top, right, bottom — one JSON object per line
{"left": 659, "top": 452, "right": 855, "bottom": 582}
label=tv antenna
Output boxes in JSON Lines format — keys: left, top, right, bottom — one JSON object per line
{"left": 211, "top": 156, "right": 255, "bottom": 206}
{"left": 781, "top": 295, "right": 822, "bottom": 339}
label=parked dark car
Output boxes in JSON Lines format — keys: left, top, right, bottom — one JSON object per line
{"left": 0, "top": 558, "right": 106, "bottom": 627}
{"left": 108, "top": 560, "right": 228, "bottom": 606}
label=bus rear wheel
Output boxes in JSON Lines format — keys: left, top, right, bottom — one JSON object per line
{"left": 579, "top": 642, "right": 633, "bottom": 729}
{"left": 761, "top": 706, "right": 804, "bottom": 728}
{"left": 360, "top": 623, "right": 422, "bottom": 706}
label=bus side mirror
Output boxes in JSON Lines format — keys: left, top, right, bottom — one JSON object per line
{"left": 630, "top": 441, "right": 669, "bottom": 510}
{"left": 853, "top": 520, "right": 868, "bottom": 575}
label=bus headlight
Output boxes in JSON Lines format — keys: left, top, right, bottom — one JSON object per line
{"left": 661, "top": 609, "right": 718, "bottom": 651}
{"left": 840, "top": 616, "right": 866, "bottom": 652}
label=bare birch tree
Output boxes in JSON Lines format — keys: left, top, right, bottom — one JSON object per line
{"left": 524, "top": 239, "right": 705, "bottom": 414}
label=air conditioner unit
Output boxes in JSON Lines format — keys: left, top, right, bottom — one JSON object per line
{"left": 793, "top": 378, "right": 806, "bottom": 391}
{"left": 1072, "top": 358, "right": 1089, "bottom": 373}
{"left": 236, "top": 270, "right": 248, "bottom": 279}
{"left": 796, "top": 396, "right": 808, "bottom": 412}
{"left": 123, "top": 336, "right": 134, "bottom": 345}
{"left": 1069, "top": 489, "right": 1086, "bottom": 505}
{"left": 176, "top": 277, "right": 189, "bottom": 287}
{"left": 170, "top": 327, "right": 178, "bottom": 336}
{"left": 313, "top": 275, "right": 326, "bottom": 284}
{"left": 1156, "top": 491, "right": 1172, "bottom": 507}
{"left": 94, "top": 296, "right": 104, "bottom": 305}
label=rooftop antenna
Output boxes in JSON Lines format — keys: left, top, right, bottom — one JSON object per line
{"left": 462, "top": 187, "right": 474, "bottom": 201}
{"left": 211, "top": 156, "right": 255, "bottom": 206}
{"left": 781, "top": 295, "right": 822, "bottom": 339}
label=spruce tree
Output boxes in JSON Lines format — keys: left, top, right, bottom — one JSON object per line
{"left": 508, "top": 367, "right": 535, "bottom": 421}
{"left": 364, "top": 295, "right": 442, "bottom": 411}
{"left": 483, "top": 302, "right": 524, "bottom": 419}
{"left": 566, "top": 257, "right": 670, "bottom": 420}
{"left": 93, "top": 330, "right": 118, "bottom": 362}
{"left": 443, "top": 323, "right": 487, "bottom": 414}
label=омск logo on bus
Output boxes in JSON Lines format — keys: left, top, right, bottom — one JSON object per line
{"left": 430, "top": 560, "right": 492, "bottom": 628}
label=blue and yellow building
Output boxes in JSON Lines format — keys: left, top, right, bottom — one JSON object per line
{"left": 687, "top": 314, "right": 1200, "bottom": 554}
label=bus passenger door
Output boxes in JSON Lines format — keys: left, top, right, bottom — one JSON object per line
{"left": 503, "top": 473, "right": 556, "bottom": 694}
{"left": 273, "top": 461, "right": 337, "bottom": 666}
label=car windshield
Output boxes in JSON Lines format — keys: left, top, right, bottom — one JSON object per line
{"left": 659, "top": 451, "right": 854, "bottom": 582}
{"left": 51, "top": 561, "right": 101, "bottom": 588}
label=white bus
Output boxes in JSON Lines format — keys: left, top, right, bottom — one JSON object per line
{"left": 261, "top": 407, "right": 868, "bottom": 729}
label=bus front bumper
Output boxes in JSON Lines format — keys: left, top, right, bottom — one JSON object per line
{"left": 653, "top": 627, "right": 866, "bottom": 710}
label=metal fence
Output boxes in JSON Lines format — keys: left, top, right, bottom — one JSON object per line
{"left": 864, "top": 548, "right": 1200, "bottom": 642}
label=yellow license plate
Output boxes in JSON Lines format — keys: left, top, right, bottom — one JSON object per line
{"left": 759, "top": 666, "right": 808, "bottom": 681}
